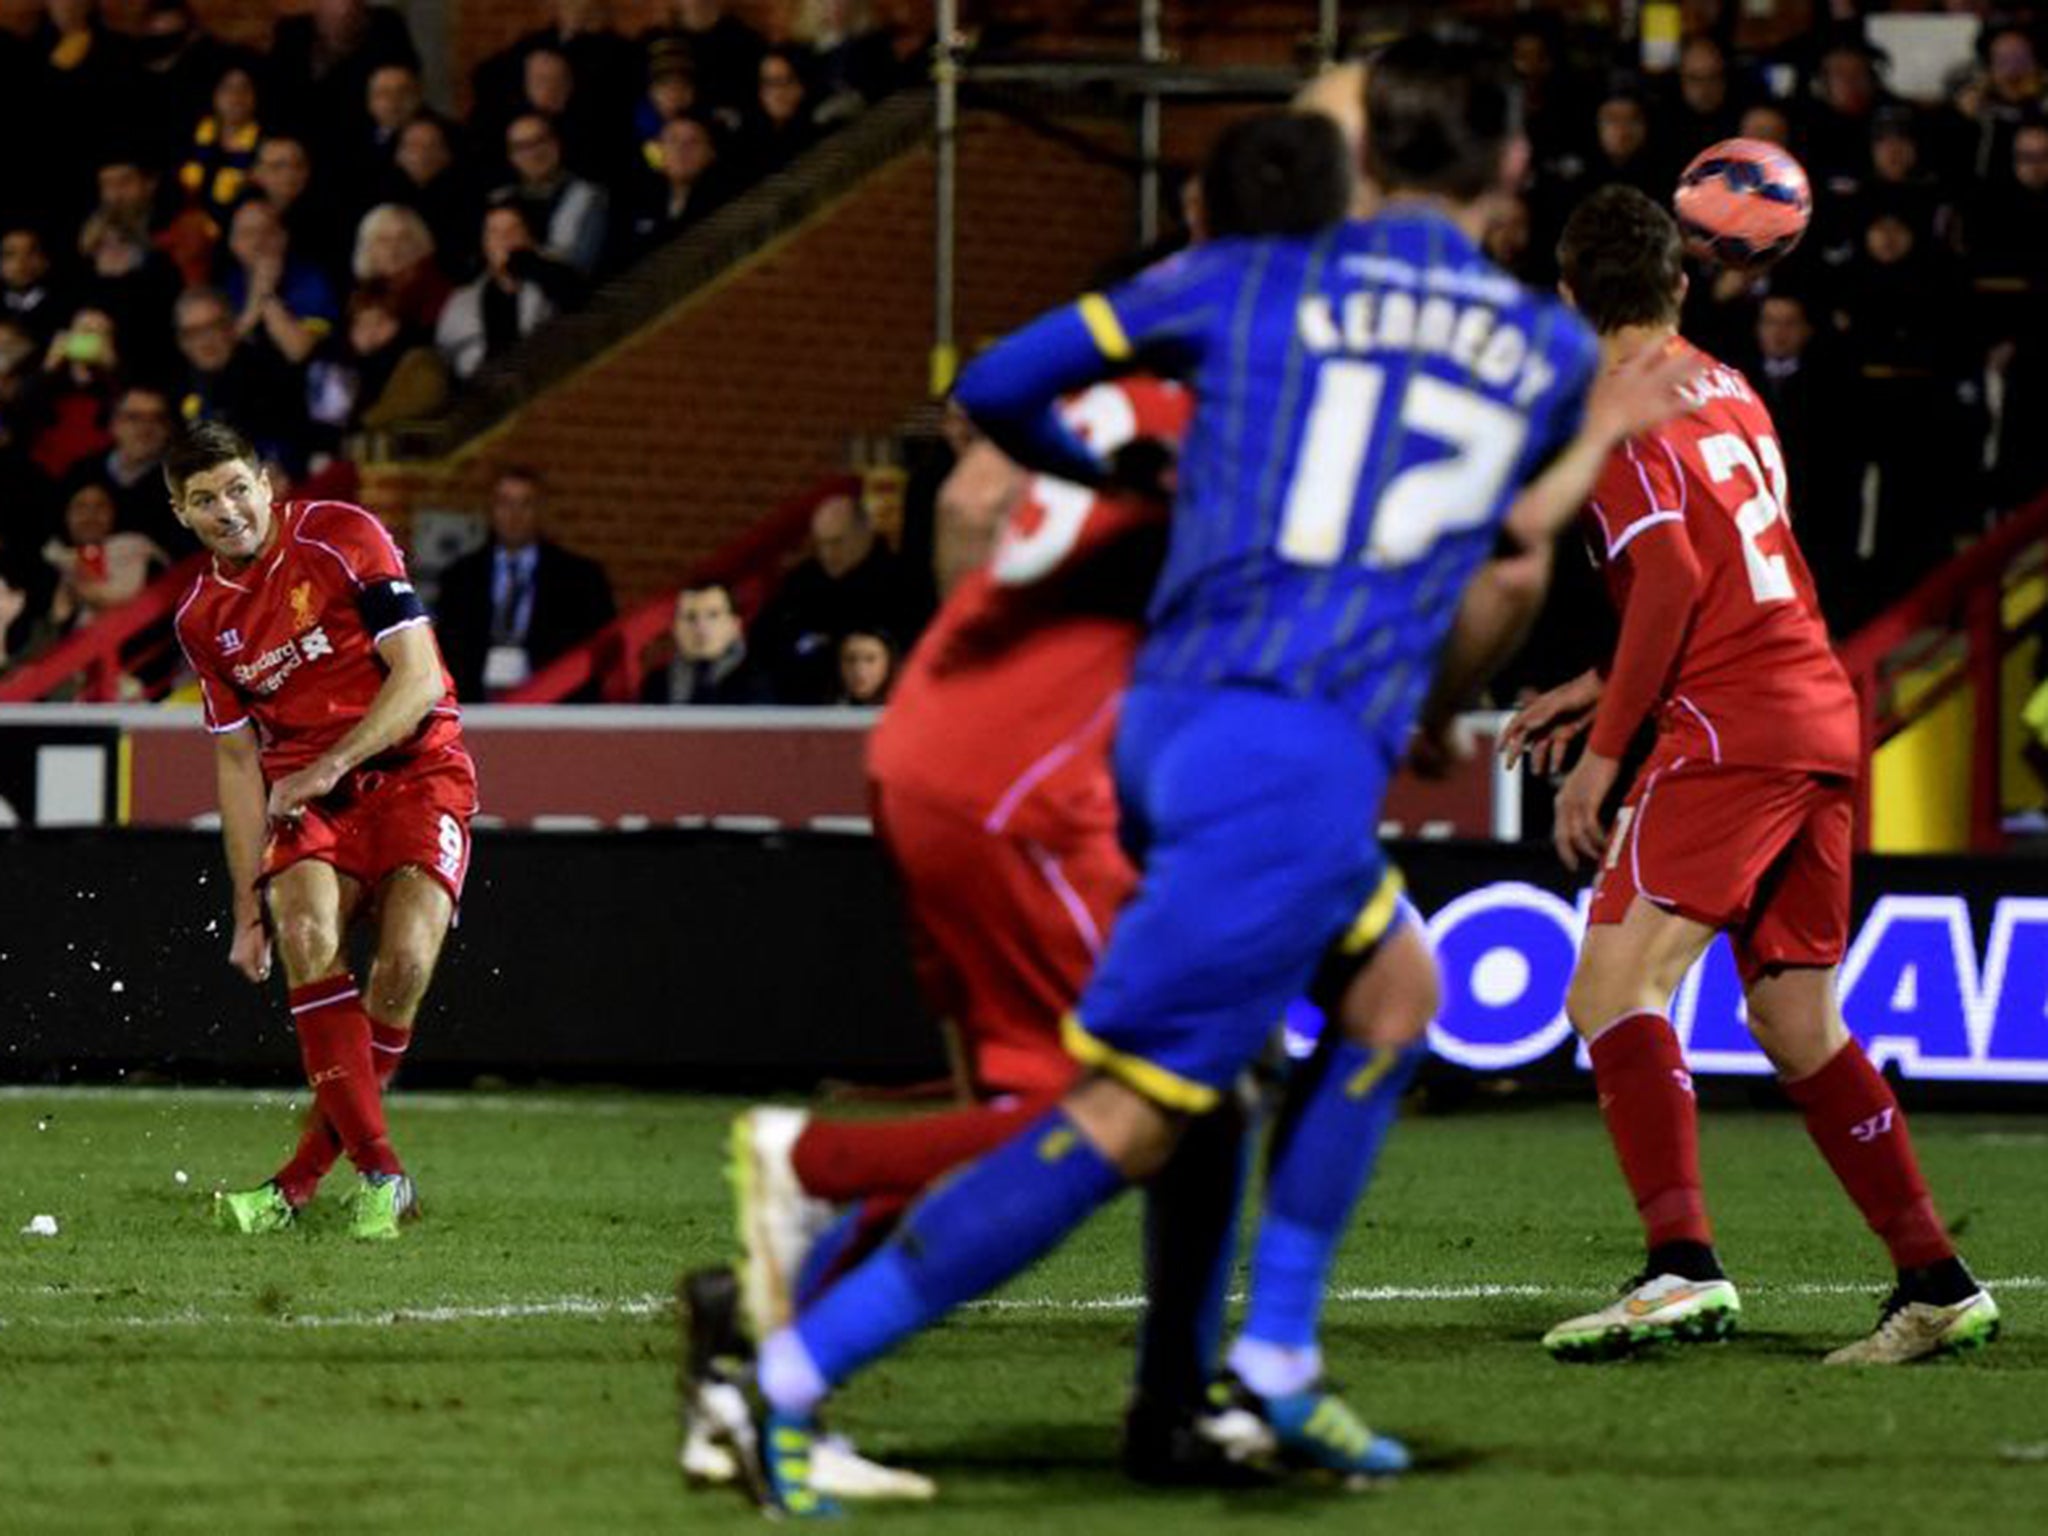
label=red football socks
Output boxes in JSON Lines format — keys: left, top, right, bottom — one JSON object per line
{"left": 369, "top": 1018, "right": 413, "bottom": 1081}
{"left": 789, "top": 1091, "right": 1064, "bottom": 1203}
{"left": 283, "top": 979, "right": 402, "bottom": 1183}
{"left": 1783, "top": 1040, "right": 1954, "bottom": 1269}
{"left": 275, "top": 1015, "right": 412, "bottom": 1205}
{"left": 1588, "top": 1011, "right": 1713, "bottom": 1249}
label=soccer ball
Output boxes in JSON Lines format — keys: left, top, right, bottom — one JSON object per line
{"left": 1673, "top": 138, "right": 1812, "bottom": 269}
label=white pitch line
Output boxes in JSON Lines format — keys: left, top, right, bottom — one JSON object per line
{"left": 979, "top": 1277, "right": 2048, "bottom": 1312}
{"left": 6, "top": 1278, "right": 2041, "bottom": 1333}
{"left": 971, "top": 1283, "right": 1554, "bottom": 1313}
{"left": 0, "top": 1294, "right": 674, "bottom": 1331}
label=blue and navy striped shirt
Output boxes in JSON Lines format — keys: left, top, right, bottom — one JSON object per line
{"left": 954, "top": 206, "right": 1598, "bottom": 762}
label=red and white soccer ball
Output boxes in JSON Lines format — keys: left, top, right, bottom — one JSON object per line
{"left": 1673, "top": 137, "right": 1812, "bottom": 270}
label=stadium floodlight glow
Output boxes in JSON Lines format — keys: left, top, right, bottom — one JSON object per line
{"left": 1422, "top": 884, "right": 2048, "bottom": 1084}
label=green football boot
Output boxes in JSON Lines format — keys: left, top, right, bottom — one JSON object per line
{"left": 213, "top": 1181, "right": 297, "bottom": 1235}
{"left": 1825, "top": 1284, "right": 2000, "bottom": 1365}
{"left": 346, "top": 1172, "right": 420, "bottom": 1241}
{"left": 1543, "top": 1271, "right": 1741, "bottom": 1362}
{"left": 695, "top": 1377, "right": 843, "bottom": 1521}
{"left": 1236, "top": 1377, "right": 1410, "bottom": 1486}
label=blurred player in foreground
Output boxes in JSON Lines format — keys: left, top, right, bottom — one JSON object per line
{"left": 170, "top": 421, "right": 475, "bottom": 1241}
{"left": 696, "top": 109, "right": 1428, "bottom": 1503}
{"left": 1505, "top": 186, "right": 1997, "bottom": 1364}
{"left": 705, "top": 36, "right": 1705, "bottom": 1517}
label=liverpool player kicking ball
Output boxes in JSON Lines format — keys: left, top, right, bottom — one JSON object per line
{"left": 169, "top": 422, "right": 477, "bottom": 1241}
{"left": 1506, "top": 187, "right": 1997, "bottom": 1365}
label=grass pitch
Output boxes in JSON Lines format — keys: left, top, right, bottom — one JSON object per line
{"left": 1, "top": 1088, "right": 2042, "bottom": 1535}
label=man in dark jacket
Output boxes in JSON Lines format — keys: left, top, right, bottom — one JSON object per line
{"left": 1741, "top": 290, "right": 1864, "bottom": 632}
{"left": 266, "top": 0, "right": 418, "bottom": 171}
{"left": 753, "top": 492, "right": 928, "bottom": 703}
{"left": 434, "top": 464, "right": 616, "bottom": 700}
{"left": 641, "top": 580, "right": 774, "bottom": 704}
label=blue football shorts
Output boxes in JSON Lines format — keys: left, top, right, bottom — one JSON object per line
{"left": 1064, "top": 681, "right": 1399, "bottom": 1110}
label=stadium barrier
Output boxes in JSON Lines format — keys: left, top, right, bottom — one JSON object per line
{"left": 3, "top": 829, "right": 2042, "bottom": 1102}
{"left": 0, "top": 553, "right": 207, "bottom": 705}
{"left": 0, "top": 704, "right": 1519, "bottom": 837}
{"left": 1840, "top": 489, "right": 2048, "bottom": 852}
{"left": 502, "top": 474, "right": 863, "bottom": 705}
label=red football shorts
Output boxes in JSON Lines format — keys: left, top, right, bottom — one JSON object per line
{"left": 873, "top": 779, "right": 1136, "bottom": 1098}
{"left": 264, "top": 744, "right": 480, "bottom": 904}
{"left": 1588, "top": 752, "right": 1854, "bottom": 983}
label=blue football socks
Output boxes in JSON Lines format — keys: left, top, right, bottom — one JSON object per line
{"left": 1239, "top": 1038, "right": 1426, "bottom": 1352}
{"left": 770, "top": 1108, "right": 1126, "bottom": 1405}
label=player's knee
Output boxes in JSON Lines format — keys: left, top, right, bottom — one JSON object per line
{"left": 1564, "top": 968, "right": 1644, "bottom": 1039}
{"left": 270, "top": 909, "right": 344, "bottom": 979}
{"left": 1744, "top": 988, "right": 1848, "bottom": 1080}
{"left": 366, "top": 943, "right": 435, "bottom": 1017}
{"left": 1751, "top": 1027, "right": 1839, "bottom": 1082}
{"left": 1361, "top": 993, "right": 1434, "bottom": 1048}
{"left": 1063, "top": 1074, "right": 1182, "bottom": 1180}
{"left": 1336, "top": 923, "right": 1439, "bottom": 1048}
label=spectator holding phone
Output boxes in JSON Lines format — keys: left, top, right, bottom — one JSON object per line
{"left": 24, "top": 306, "right": 122, "bottom": 480}
{"left": 42, "top": 478, "right": 167, "bottom": 634}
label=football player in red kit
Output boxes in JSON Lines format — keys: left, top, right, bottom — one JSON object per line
{"left": 169, "top": 421, "right": 477, "bottom": 1242}
{"left": 1504, "top": 187, "right": 1997, "bottom": 1364}
{"left": 725, "top": 375, "right": 1187, "bottom": 1320}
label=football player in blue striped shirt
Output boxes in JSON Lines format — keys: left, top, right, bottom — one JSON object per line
{"left": 718, "top": 34, "right": 1703, "bottom": 1514}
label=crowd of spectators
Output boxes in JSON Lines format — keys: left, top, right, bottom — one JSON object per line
{"left": 639, "top": 490, "right": 925, "bottom": 706}
{"left": 12, "top": 2, "right": 2048, "bottom": 720}
{"left": 1485, "top": 7, "right": 2048, "bottom": 655}
{"left": 423, "top": 468, "right": 923, "bottom": 708}
{"left": 0, "top": 0, "right": 937, "bottom": 679}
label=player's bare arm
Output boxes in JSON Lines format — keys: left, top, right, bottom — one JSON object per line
{"left": 1554, "top": 514, "right": 1704, "bottom": 870}
{"left": 213, "top": 725, "right": 273, "bottom": 983}
{"left": 1500, "top": 668, "right": 1604, "bottom": 774}
{"left": 1412, "top": 537, "right": 1554, "bottom": 777}
{"left": 266, "top": 623, "right": 446, "bottom": 822}
{"left": 1502, "top": 344, "right": 1706, "bottom": 550}
{"left": 1552, "top": 749, "right": 1619, "bottom": 872}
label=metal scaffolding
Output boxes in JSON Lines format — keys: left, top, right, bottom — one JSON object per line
{"left": 929, "top": 1, "right": 1346, "bottom": 393}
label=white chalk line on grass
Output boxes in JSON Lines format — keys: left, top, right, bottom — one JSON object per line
{"left": 6, "top": 1277, "right": 2042, "bottom": 1333}
{"left": 0, "top": 1294, "right": 673, "bottom": 1331}
{"left": 977, "top": 1277, "right": 2048, "bottom": 1311}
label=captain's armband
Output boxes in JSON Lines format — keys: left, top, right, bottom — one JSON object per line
{"left": 358, "top": 578, "right": 428, "bottom": 643}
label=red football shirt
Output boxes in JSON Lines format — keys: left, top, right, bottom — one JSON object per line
{"left": 1583, "top": 343, "right": 1860, "bottom": 776}
{"left": 173, "top": 499, "right": 461, "bottom": 779}
{"left": 869, "top": 377, "right": 1192, "bottom": 844}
